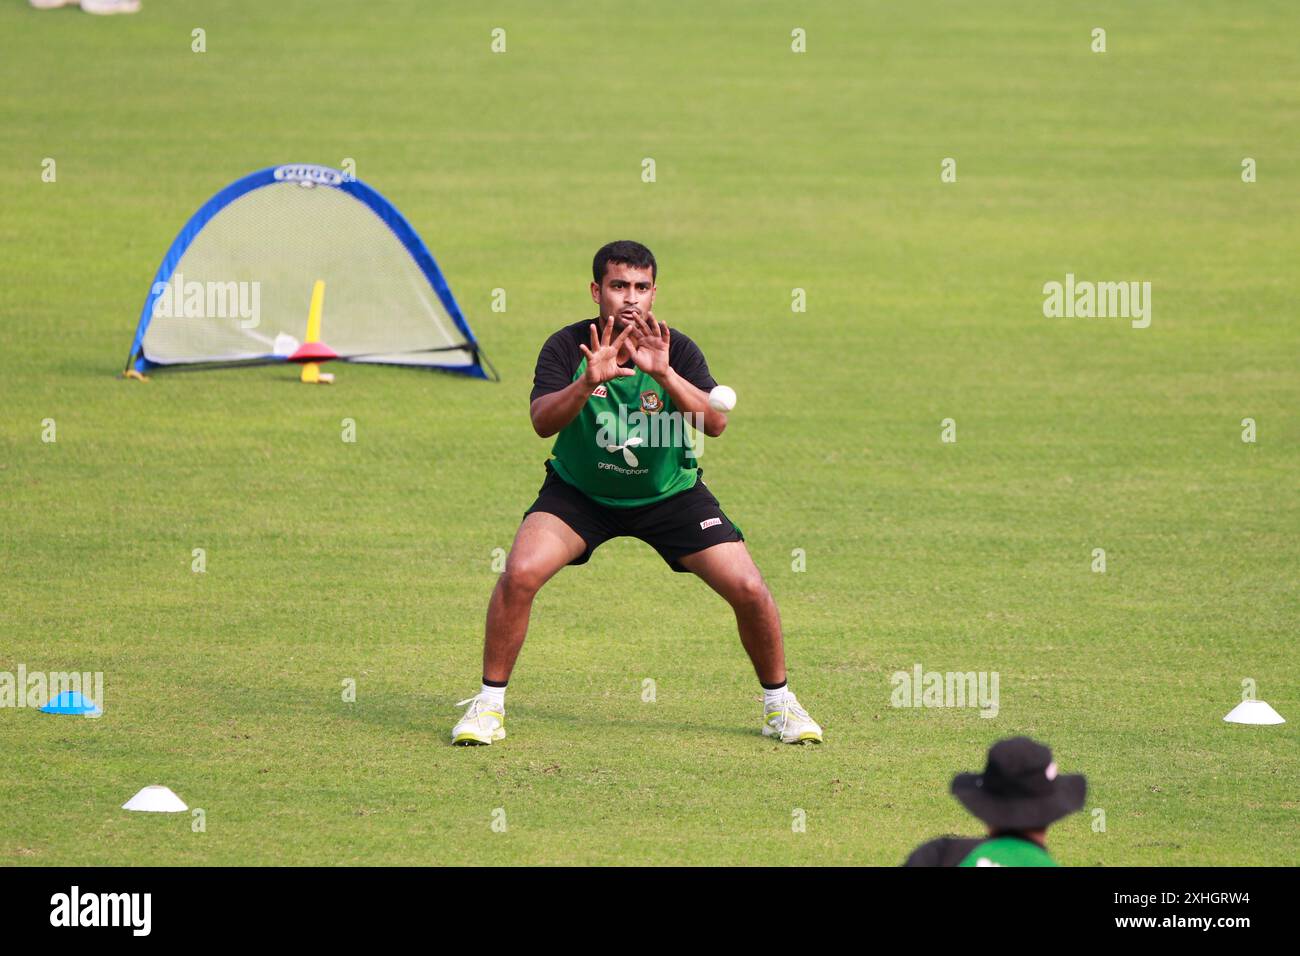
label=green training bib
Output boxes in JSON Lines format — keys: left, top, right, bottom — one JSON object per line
{"left": 548, "top": 358, "right": 702, "bottom": 507}
{"left": 958, "top": 836, "right": 1059, "bottom": 867}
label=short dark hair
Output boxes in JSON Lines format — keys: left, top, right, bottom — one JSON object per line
{"left": 593, "top": 240, "right": 657, "bottom": 285}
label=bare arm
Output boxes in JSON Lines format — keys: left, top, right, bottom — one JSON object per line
{"left": 651, "top": 367, "right": 728, "bottom": 438}
{"left": 530, "top": 378, "right": 596, "bottom": 438}
{"left": 529, "top": 316, "right": 635, "bottom": 438}
{"left": 629, "top": 314, "right": 728, "bottom": 438}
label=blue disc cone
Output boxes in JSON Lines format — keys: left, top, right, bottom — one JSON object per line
{"left": 40, "top": 691, "right": 101, "bottom": 716}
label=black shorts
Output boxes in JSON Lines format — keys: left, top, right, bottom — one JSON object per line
{"left": 523, "top": 462, "right": 746, "bottom": 572}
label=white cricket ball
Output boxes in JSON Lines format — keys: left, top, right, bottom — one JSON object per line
{"left": 708, "top": 385, "right": 737, "bottom": 413}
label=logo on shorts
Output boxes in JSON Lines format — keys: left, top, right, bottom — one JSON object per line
{"left": 699, "top": 517, "right": 723, "bottom": 530}
{"left": 591, "top": 385, "right": 608, "bottom": 398}
{"left": 640, "top": 390, "right": 662, "bottom": 414}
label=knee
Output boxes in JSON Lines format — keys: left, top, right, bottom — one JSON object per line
{"left": 499, "top": 560, "right": 547, "bottom": 599}
{"left": 730, "top": 574, "right": 770, "bottom": 610}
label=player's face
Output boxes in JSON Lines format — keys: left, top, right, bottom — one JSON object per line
{"left": 590, "top": 263, "right": 656, "bottom": 332}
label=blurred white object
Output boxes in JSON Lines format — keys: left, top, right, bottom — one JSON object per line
{"left": 122, "top": 785, "right": 188, "bottom": 813}
{"left": 29, "top": 0, "right": 80, "bottom": 8}
{"left": 80, "top": 0, "right": 142, "bottom": 13}
{"left": 273, "top": 332, "right": 301, "bottom": 358}
{"left": 708, "top": 385, "right": 737, "bottom": 413}
{"left": 1223, "top": 700, "right": 1286, "bottom": 725}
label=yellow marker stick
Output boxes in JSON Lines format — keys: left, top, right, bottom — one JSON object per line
{"left": 301, "top": 279, "right": 332, "bottom": 383}
{"left": 305, "top": 279, "right": 326, "bottom": 343}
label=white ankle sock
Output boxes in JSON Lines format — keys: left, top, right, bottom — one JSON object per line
{"left": 763, "top": 683, "right": 791, "bottom": 712}
{"left": 480, "top": 683, "right": 506, "bottom": 708}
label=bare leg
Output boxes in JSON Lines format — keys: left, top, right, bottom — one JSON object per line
{"left": 482, "top": 512, "right": 586, "bottom": 683}
{"left": 677, "top": 541, "right": 786, "bottom": 685}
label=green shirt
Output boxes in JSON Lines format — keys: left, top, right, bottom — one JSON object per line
{"left": 549, "top": 356, "right": 703, "bottom": 507}
{"left": 957, "top": 836, "right": 1059, "bottom": 867}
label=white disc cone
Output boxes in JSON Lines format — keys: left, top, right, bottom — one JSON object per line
{"left": 122, "top": 785, "right": 189, "bottom": 812}
{"left": 1223, "top": 700, "right": 1286, "bottom": 725}
{"left": 272, "top": 332, "right": 301, "bottom": 357}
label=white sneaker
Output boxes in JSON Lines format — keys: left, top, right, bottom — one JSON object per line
{"left": 762, "top": 693, "right": 823, "bottom": 744}
{"left": 80, "top": 0, "right": 142, "bottom": 14}
{"left": 29, "top": 0, "right": 80, "bottom": 9}
{"left": 451, "top": 694, "right": 506, "bottom": 746}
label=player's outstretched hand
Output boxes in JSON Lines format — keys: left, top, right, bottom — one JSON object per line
{"left": 580, "top": 316, "right": 637, "bottom": 387}
{"left": 629, "top": 311, "right": 670, "bottom": 378}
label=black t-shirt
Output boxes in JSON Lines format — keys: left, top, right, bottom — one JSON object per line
{"left": 530, "top": 317, "right": 717, "bottom": 404}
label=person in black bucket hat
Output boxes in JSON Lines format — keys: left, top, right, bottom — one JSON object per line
{"left": 903, "top": 737, "right": 1087, "bottom": 867}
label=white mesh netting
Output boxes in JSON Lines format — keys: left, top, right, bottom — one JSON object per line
{"left": 141, "top": 180, "right": 473, "bottom": 367}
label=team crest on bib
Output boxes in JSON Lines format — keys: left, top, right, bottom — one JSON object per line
{"left": 640, "top": 390, "right": 662, "bottom": 414}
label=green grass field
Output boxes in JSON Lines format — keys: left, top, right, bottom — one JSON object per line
{"left": 1, "top": 0, "right": 1296, "bottom": 865}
